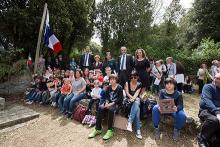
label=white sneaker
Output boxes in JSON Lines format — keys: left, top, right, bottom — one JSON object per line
{"left": 26, "top": 101, "right": 33, "bottom": 105}
{"left": 136, "top": 130, "right": 142, "bottom": 139}
{"left": 126, "top": 122, "right": 133, "bottom": 132}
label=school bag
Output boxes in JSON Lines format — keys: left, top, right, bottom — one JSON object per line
{"left": 82, "top": 115, "right": 96, "bottom": 127}
{"left": 72, "top": 104, "right": 88, "bottom": 122}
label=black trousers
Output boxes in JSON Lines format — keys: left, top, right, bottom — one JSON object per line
{"left": 119, "top": 70, "right": 130, "bottom": 88}
{"left": 95, "top": 106, "right": 116, "bottom": 130}
{"left": 183, "top": 84, "right": 192, "bottom": 93}
{"left": 177, "top": 83, "right": 183, "bottom": 92}
{"left": 199, "top": 109, "right": 220, "bottom": 140}
{"left": 197, "top": 79, "right": 204, "bottom": 94}
{"left": 88, "top": 99, "right": 100, "bottom": 112}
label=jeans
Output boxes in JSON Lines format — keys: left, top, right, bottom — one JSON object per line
{"left": 96, "top": 105, "right": 116, "bottom": 130}
{"left": 63, "top": 93, "right": 74, "bottom": 113}
{"left": 128, "top": 99, "right": 141, "bottom": 130}
{"left": 152, "top": 105, "right": 186, "bottom": 130}
{"left": 64, "top": 93, "right": 86, "bottom": 114}
{"left": 199, "top": 109, "right": 220, "bottom": 140}
{"left": 52, "top": 91, "right": 60, "bottom": 103}
{"left": 58, "top": 94, "right": 67, "bottom": 112}
{"left": 26, "top": 89, "right": 37, "bottom": 101}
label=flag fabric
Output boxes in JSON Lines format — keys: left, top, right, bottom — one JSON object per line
{"left": 43, "top": 8, "right": 62, "bottom": 54}
{"left": 27, "top": 53, "right": 32, "bottom": 65}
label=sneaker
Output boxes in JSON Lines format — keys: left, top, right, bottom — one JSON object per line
{"left": 26, "top": 101, "right": 33, "bottom": 105}
{"left": 103, "top": 129, "right": 113, "bottom": 140}
{"left": 126, "top": 122, "right": 133, "bottom": 132}
{"left": 173, "top": 128, "right": 180, "bottom": 141}
{"left": 197, "top": 134, "right": 209, "bottom": 147}
{"left": 88, "top": 129, "right": 102, "bottom": 138}
{"left": 136, "top": 130, "right": 142, "bottom": 139}
{"left": 154, "top": 127, "right": 160, "bottom": 140}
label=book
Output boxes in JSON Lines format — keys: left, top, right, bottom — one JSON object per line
{"left": 159, "top": 99, "right": 176, "bottom": 113}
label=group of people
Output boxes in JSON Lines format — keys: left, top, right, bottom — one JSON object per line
{"left": 25, "top": 46, "right": 220, "bottom": 146}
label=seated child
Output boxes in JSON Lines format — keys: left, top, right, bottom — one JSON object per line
{"left": 88, "top": 80, "right": 102, "bottom": 113}
{"left": 58, "top": 78, "right": 72, "bottom": 112}
{"left": 103, "top": 66, "right": 112, "bottom": 83}
{"left": 94, "top": 69, "right": 104, "bottom": 84}
{"left": 152, "top": 77, "right": 186, "bottom": 141}
{"left": 88, "top": 74, "right": 123, "bottom": 140}
{"left": 50, "top": 77, "right": 62, "bottom": 107}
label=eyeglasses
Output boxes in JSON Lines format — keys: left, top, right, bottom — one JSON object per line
{"left": 131, "top": 76, "right": 137, "bottom": 79}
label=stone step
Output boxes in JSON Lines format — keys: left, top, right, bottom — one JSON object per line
{"left": 0, "top": 104, "right": 39, "bottom": 130}
{"left": 0, "top": 97, "right": 5, "bottom": 110}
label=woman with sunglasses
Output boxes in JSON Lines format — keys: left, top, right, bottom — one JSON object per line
{"left": 125, "top": 71, "right": 142, "bottom": 139}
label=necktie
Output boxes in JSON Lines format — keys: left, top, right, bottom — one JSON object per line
{"left": 84, "top": 54, "right": 88, "bottom": 66}
{"left": 120, "top": 54, "right": 125, "bottom": 70}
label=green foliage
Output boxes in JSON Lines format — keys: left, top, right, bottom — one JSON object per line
{"left": 144, "top": 38, "right": 220, "bottom": 75}
{"left": 0, "top": 59, "right": 26, "bottom": 83}
{"left": 96, "top": 0, "right": 152, "bottom": 56}
{"left": 181, "top": 0, "right": 220, "bottom": 49}
{"left": 0, "top": 0, "right": 96, "bottom": 58}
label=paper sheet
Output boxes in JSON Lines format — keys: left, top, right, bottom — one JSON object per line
{"left": 154, "top": 78, "right": 161, "bottom": 85}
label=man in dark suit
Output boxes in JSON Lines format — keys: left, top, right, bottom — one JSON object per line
{"left": 79, "top": 46, "right": 95, "bottom": 70}
{"left": 118, "top": 46, "right": 134, "bottom": 88}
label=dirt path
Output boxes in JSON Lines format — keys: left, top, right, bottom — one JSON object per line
{"left": 0, "top": 94, "right": 200, "bottom": 147}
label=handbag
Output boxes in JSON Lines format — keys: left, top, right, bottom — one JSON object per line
{"left": 72, "top": 104, "right": 88, "bottom": 122}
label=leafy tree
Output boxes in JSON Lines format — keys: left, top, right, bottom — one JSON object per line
{"left": 96, "top": 0, "right": 152, "bottom": 56}
{"left": 0, "top": 0, "right": 96, "bottom": 59}
{"left": 183, "top": 0, "right": 220, "bottom": 49}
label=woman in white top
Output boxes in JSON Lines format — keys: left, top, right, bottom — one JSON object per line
{"left": 197, "top": 63, "right": 212, "bottom": 94}
{"left": 151, "top": 61, "right": 163, "bottom": 94}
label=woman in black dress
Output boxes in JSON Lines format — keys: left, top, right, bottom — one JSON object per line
{"left": 134, "top": 49, "right": 150, "bottom": 92}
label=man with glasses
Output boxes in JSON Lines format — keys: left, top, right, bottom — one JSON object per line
{"left": 198, "top": 73, "right": 220, "bottom": 147}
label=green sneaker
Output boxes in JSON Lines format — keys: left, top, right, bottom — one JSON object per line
{"left": 103, "top": 129, "right": 113, "bottom": 140}
{"left": 88, "top": 129, "right": 102, "bottom": 138}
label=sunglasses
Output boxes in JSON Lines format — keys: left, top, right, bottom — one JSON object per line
{"left": 131, "top": 76, "right": 137, "bottom": 79}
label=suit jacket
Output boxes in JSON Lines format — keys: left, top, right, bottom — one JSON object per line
{"left": 80, "top": 53, "right": 95, "bottom": 69}
{"left": 117, "top": 54, "right": 134, "bottom": 74}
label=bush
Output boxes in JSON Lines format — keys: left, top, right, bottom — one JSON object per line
{"left": 144, "top": 38, "right": 220, "bottom": 75}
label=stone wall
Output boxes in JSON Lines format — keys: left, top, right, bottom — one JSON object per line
{"left": 0, "top": 71, "right": 32, "bottom": 96}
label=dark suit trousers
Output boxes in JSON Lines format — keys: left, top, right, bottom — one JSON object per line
{"left": 119, "top": 70, "right": 130, "bottom": 88}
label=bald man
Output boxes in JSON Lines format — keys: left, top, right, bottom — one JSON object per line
{"left": 117, "top": 46, "right": 134, "bottom": 87}
{"left": 198, "top": 73, "right": 220, "bottom": 147}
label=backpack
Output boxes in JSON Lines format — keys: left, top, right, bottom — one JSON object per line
{"left": 72, "top": 104, "right": 88, "bottom": 122}
{"left": 82, "top": 115, "right": 96, "bottom": 127}
{"left": 140, "top": 98, "right": 157, "bottom": 120}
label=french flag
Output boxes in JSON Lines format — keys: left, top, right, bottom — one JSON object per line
{"left": 43, "top": 8, "right": 62, "bottom": 54}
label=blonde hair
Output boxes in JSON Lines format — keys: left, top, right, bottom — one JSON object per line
{"left": 135, "top": 49, "right": 147, "bottom": 59}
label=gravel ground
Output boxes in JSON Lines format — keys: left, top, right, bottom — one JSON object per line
{"left": 0, "top": 94, "right": 199, "bottom": 147}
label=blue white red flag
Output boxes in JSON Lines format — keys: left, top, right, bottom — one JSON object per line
{"left": 43, "top": 8, "right": 62, "bottom": 54}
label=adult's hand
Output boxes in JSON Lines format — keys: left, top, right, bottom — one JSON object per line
{"left": 172, "top": 106, "right": 177, "bottom": 112}
{"left": 217, "top": 114, "right": 220, "bottom": 123}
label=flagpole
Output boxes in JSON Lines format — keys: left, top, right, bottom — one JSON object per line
{"left": 34, "top": 3, "right": 47, "bottom": 74}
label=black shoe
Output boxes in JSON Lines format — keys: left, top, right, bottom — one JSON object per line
{"left": 197, "top": 134, "right": 209, "bottom": 147}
